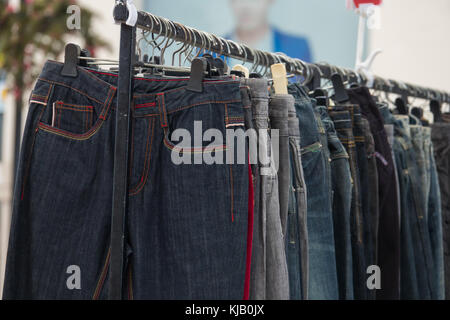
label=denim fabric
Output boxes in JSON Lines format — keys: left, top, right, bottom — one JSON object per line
{"left": 395, "top": 115, "right": 434, "bottom": 299}
{"left": 316, "top": 104, "right": 354, "bottom": 300}
{"left": 4, "top": 61, "right": 250, "bottom": 299}
{"left": 328, "top": 108, "right": 366, "bottom": 300}
{"left": 267, "top": 93, "right": 294, "bottom": 300}
{"left": 347, "top": 87, "right": 400, "bottom": 300}
{"left": 431, "top": 123, "right": 450, "bottom": 299}
{"left": 362, "top": 117, "right": 380, "bottom": 271}
{"left": 242, "top": 78, "right": 289, "bottom": 300}
{"left": 241, "top": 78, "right": 269, "bottom": 300}
{"left": 352, "top": 108, "right": 375, "bottom": 298}
{"left": 265, "top": 142, "right": 290, "bottom": 300}
{"left": 288, "top": 84, "right": 338, "bottom": 300}
{"left": 380, "top": 106, "right": 441, "bottom": 299}
{"left": 286, "top": 95, "right": 309, "bottom": 300}
{"left": 423, "top": 127, "right": 445, "bottom": 300}
{"left": 383, "top": 123, "right": 401, "bottom": 230}
{"left": 269, "top": 94, "right": 291, "bottom": 237}
{"left": 378, "top": 105, "right": 420, "bottom": 299}
{"left": 408, "top": 118, "right": 444, "bottom": 299}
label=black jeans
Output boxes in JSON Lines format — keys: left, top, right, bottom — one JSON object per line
{"left": 347, "top": 87, "right": 400, "bottom": 300}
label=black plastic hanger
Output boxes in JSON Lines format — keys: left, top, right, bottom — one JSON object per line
{"left": 395, "top": 96, "right": 409, "bottom": 115}
{"left": 331, "top": 73, "right": 349, "bottom": 104}
{"left": 249, "top": 73, "right": 263, "bottom": 79}
{"left": 411, "top": 107, "right": 422, "bottom": 119}
{"left": 411, "top": 107, "right": 429, "bottom": 126}
{"left": 312, "top": 88, "right": 327, "bottom": 99}
{"left": 213, "top": 57, "right": 228, "bottom": 76}
{"left": 430, "top": 99, "right": 442, "bottom": 123}
{"left": 230, "top": 70, "right": 246, "bottom": 78}
{"left": 61, "top": 43, "right": 82, "bottom": 77}
{"left": 61, "top": 43, "right": 95, "bottom": 77}
{"left": 186, "top": 57, "right": 210, "bottom": 92}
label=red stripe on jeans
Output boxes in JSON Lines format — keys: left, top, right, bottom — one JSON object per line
{"left": 243, "top": 156, "right": 254, "bottom": 300}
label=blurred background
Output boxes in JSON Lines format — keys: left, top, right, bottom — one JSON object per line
{"left": 0, "top": 0, "right": 449, "bottom": 297}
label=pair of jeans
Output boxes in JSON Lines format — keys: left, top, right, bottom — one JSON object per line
{"left": 347, "top": 87, "right": 400, "bottom": 300}
{"left": 431, "top": 122, "right": 450, "bottom": 299}
{"left": 288, "top": 84, "right": 338, "bottom": 300}
{"left": 328, "top": 107, "right": 366, "bottom": 300}
{"left": 410, "top": 123, "right": 443, "bottom": 299}
{"left": 352, "top": 109, "right": 375, "bottom": 297}
{"left": 4, "top": 61, "right": 251, "bottom": 299}
{"left": 394, "top": 115, "right": 435, "bottom": 299}
{"left": 361, "top": 117, "right": 380, "bottom": 271}
{"left": 269, "top": 94, "right": 290, "bottom": 237}
{"left": 423, "top": 126, "right": 445, "bottom": 299}
{"left": 316, "top": 104, "right": 354, "bottom": 300}
{"left": 285, "top": 94, "right": 309, "bottom": 300}
{"left": 242, "top": 78, "right": 289, "bottom": 300}
{"left": 383, "top": 123, "right": 401, "bottom": 231}
{"left": 378, "top": 105, "right": 422, "bottom": 299}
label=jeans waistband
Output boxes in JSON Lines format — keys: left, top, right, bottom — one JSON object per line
{"left": 34, "top": 60, "right": 117, "bottom": 109}
{"left": 329, "top": 110, "right": 353, "bottom": 130}
{"left": 36, "top": 60, "right": 242, "bottom": 122}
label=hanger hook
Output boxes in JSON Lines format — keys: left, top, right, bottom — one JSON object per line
{"left": 221, "top": 37, "right": 231, "bottom": 60}
{"left": 210, "top": 33, "right": 223, "bottom": 57}
{"left": 160, "top": 20, "right": 177, "bottom": 65}
{"left": 171, "top": 23, "right": 188, "bottom": 66}
{"left": 184, "top": 27, "right": 197, "bottom": 64}
{"left": 240, "top": 43, "right": 251, "bottom": 66}
{"left": 194, "top": 29, "right": 206, "bottom": 58}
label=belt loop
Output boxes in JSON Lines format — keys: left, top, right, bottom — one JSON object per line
{"left": 157, "top": 93, "right": 168, "bottom": 128}
{"left": 99, "top": 86, "right": 117, "bottom": 120}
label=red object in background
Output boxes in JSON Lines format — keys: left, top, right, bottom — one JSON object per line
{"left": 353, "top": 0, "right": 382, "bottom": 8}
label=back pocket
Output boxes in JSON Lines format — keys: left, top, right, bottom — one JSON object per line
{"left": 51, "top": 101, "right": 95, "bottom": 134}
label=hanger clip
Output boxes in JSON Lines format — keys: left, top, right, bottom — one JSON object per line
{"left": 61, "top": 43, "right": 82, "bottom": 77}
{"left": 331, "top": 73, "right": 350, "bottom": 103}
{"left": 186, "top": 58, "right": 208, "bottom": 93}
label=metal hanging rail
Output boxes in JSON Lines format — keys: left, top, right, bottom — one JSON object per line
{"left": 112, "top": 2, "right": 450, "bottom": 103}
{"left": 108, "top": 0, "right": 449, "bottom": 300}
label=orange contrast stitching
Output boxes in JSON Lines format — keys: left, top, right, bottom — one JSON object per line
{"left": 38, "top": 78, "right": 104, "bottom": 105}
{"left": 167, "top": 99, "right": 241, "bottom": 115}
{"left": 129, "top": 117, "right": 155, "bottom": 196}
{"left": 128, "top": 264, "right": 133, "bottom": 300}
{"left": 21, "top": 98, "right": 48, "bottom": 201}
{"left": 230, "top": 165, "right": 234, "bottom": 222}
{"left": 92, "top": 248, "right": 111, "bottom": 300}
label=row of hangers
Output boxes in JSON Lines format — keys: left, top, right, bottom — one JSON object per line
{"left": 60, "top": 9, "right": 449, "bottom": 123}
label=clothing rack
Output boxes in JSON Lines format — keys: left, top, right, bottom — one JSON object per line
{"left": 108, "top": 0, "right": 450, "bottom": 299}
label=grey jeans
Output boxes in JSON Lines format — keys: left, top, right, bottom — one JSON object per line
{"left": 242, "top": 79, "right": 289, "bottom": 300}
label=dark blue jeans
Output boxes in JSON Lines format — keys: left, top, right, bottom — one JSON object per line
{"left": 288, "top": 84, "right": 338, "bottom": 300}
{"left": 379, "top": 104, "right": 444, "bottom": 299}
{"left": 286, "top": 95, "right": 308, "bottom": 300}
{"left": 316, "top": 106, "right": 354, "bottom": 300}
{"left": 328, "top": 108, "right": 366, "bottom": 300}
{"left": 4, "top": 61, "right": 251, "bottom": 299}
{"left": 316, "top": 105, "right": 354, "bottom": 300}
{"left": 432, "top": 122, "right": 450, "bottom": 299}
